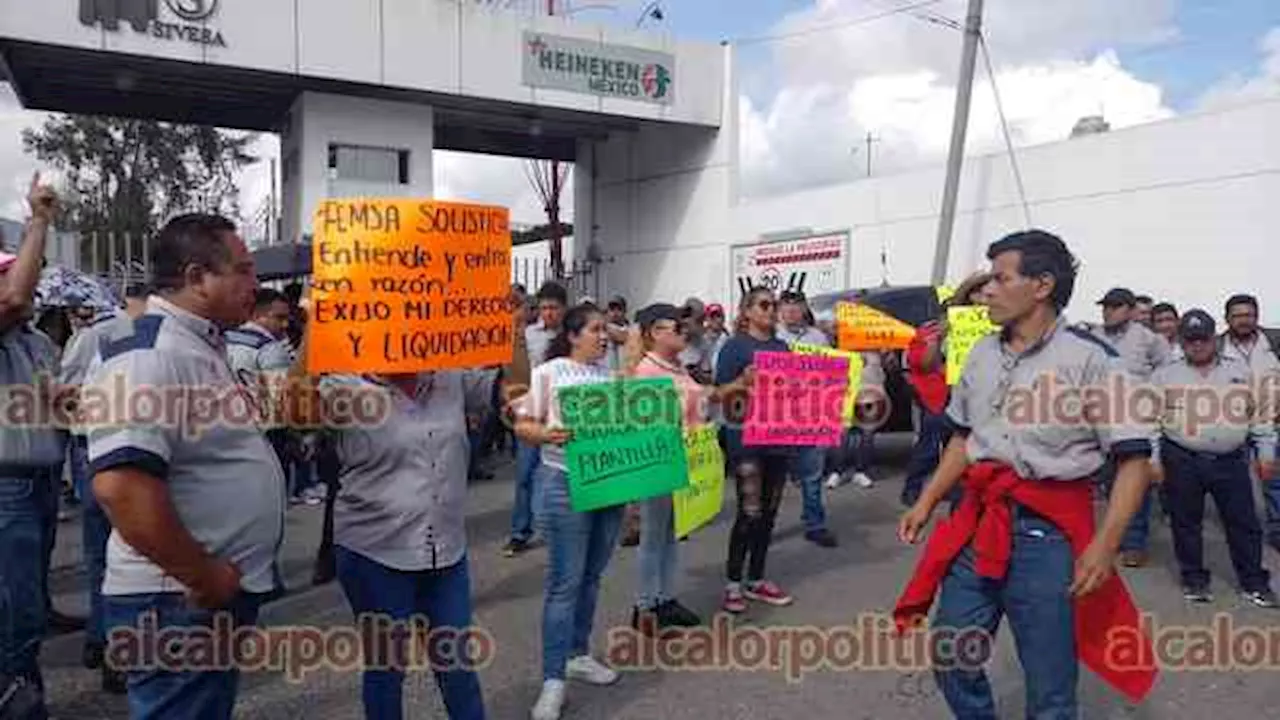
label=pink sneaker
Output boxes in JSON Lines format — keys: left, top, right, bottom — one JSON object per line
{"left": 722, "top": 586, "right": 747, "bottom": 614}
{"left": 744, "top": 580, "right": 793, "bottom": 607}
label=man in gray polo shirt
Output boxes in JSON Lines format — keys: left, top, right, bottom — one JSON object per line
{"left": 87, "top": 214, "right": 285, "bottom": 720}
{"left": 1088, "top": 287, "right": 1171, "bottom": 567}
{"left": 897, "top": 230, "right": 1154, "bottom": 718}
{"left": 0, "top": 174, "right": 65, "bottom": 720}
{"left": 504, "top": 281, "right": 566, "bottom": 557}
{"left": 57, "top": 282, "right": 149, "bottom": 693}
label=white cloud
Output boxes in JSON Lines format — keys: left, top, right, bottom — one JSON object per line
{"left": 434, "top": 151, "right": 573, "bottom": 227}
{"left": 0, "top": 84, "right": 49, "bottom": 221}
{"left": 738, "top": 0, "right": 1178, "bottom": 196}
{"left": 1197, "top": 26, "right": 1280, "bottom": 110}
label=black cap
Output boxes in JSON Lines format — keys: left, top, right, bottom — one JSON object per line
{"left": 1097, "top": 288, "right": 1137, "bottom": 307}
{"left": 1179, "top": 309, "right": 1216, "bottom": 340}
{"left": 635, "top": 303, "right": 684, "bottom": 330}
{"left": 779, "top": 290, "right": 807, "bottom": 304}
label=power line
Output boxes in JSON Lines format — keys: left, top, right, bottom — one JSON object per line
{"left": 734, "top": 0, "right": 947, "bottom": 46}
{"left": 978, "top": 32, "right": 1033, "bottom": 228}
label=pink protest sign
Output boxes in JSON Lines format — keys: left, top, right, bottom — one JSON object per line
{"left": 743, "top": 351, "right": 850, "bottom": 447}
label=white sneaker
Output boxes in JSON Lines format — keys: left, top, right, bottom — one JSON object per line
{"left": 825, "top": 472, "right": 847, "bottom": 489}
{"left": 853, "top": 472, "right": 874, "bottom": 488}
{"left": 565, "top": 655, "right": 619, "bottom": 685}
{"left": 531, "top": 679, "right": 566, "bottom": 720}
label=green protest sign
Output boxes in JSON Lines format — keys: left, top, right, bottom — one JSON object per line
{"left": 674, "top": 423, "right": 725, "bottom": 538}
{"left": 558, "top": 377, "right": 690, "bottom": 512}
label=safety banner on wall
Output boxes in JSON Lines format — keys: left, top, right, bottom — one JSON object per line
{"left": 729, "top": 230, "right": 850, "bottom": 305}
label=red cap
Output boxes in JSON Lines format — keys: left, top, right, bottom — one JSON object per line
{"left": 706, "top": 303, "right": 725, "bottom": 317}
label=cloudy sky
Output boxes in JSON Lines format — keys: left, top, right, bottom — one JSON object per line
{"left": 1, "top": 0, "right": 1278, "bottom": 225}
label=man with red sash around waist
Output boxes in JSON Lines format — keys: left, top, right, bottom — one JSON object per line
{"left": 895, "top": 230, "right": 1158, "bottom": 718}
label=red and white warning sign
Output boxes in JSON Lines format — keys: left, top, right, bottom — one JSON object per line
{"left": 730, "top": 230, "right": 850, "bottom": 303}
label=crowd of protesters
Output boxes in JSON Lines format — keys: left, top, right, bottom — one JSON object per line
{"left": 4, "top": 174, "right": 1280, "bottom": 720}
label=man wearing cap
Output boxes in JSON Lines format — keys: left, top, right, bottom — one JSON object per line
{"left": 1152, "top": 309, "right": 1279, "bottom": 607}
{"left": 678, "top": 298, "right": 713, "bottom": 383}
{"left": 704, "top": 303, "right": 729, "bottom": 373}
{"left": 57, "top": 282, "right": 151, "bottom": 694}
{"left": 0, "top": 175, "right": 65, "bottom": 719}
{"left": 1091, "top": 287, "right": 1171, "bottom": 567}
{"left": 775, "top": 290, "right": 840, "bottom": 547}
{"left": 895, "top": 230, "right": 1157, "bottom": 717}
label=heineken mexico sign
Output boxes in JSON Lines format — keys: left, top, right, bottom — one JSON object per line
{"left": 522, "top": 32, "right": 674, "bottom": 105}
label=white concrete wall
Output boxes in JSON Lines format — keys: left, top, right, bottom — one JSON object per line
{"left": 582, "top": 44, "right": 737, "bottom": 307}
{"left": 280, "top": 93, "right": 434, "bottom": 243}
{"left": 590, "top": 91, "right": 1280, "bottom": 323}
{"left": 0, "top": 0, "right": 721, "bottom": 127}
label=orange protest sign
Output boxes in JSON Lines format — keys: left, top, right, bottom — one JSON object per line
{"left": 835, "top": 302, "right": 917, "bottom": 351}
{"left": 306, "top": 198, "right": 513, "bottom": 374}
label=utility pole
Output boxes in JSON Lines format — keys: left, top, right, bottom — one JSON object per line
{"left": 930, "top": 0, "right": 984, "bottom": 286}
{"left": 863, "top": 131, "right": 878, "bottom": 177}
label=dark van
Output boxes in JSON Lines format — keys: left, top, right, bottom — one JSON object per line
{"left": 809, "top": 285, "right": 943, "bottom": 434}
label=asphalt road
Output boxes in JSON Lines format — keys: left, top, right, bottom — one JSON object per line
{"left": 38, "top": 435, "right": 1280, "bottom": 719}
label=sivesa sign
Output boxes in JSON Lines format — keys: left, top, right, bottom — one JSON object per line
{"left": 306, "top": 198, "right": 514, "bottom": 375}
{"left": 79, "top": 0, "right": 227, "bottom": 47}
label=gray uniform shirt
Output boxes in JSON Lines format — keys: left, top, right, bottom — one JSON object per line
{"left": 319, "top": 370, "right": 495, "bottom": 571}
{"left": 947, "top": 318, "right": 1154, "bottom": 481}
{"left": 85, "top": 297, "right": 287, "bottom": 595}
{"left": 60, "top": 312, "right": 136, "bottom": 437}
{"left": 1220, "top": 332, "right": 1280, "bottom": 380}
{"left": 60, "top": 311, "right": 127, "bottom": 388}
{"left": 1151, "top": 355, "right": 1276, "bottom": 463}
{"left": 526, "top": 321, "right": 556, "bottom": 368}
{"left": 225, "top": 321, "right": 294, "bottom": 430}
{"left": 0, "top": 324, "right": 66, "bottom": 468}
{"left": 1097, "top": 321, "right": 1170, "bottom": 381}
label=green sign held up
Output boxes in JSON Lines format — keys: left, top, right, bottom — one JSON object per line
{"left": 558, "top": 377, "right": 690, "bottom": 513}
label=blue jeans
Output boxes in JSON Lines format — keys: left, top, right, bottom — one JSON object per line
{"left": 77, "top": 441, "right": 112, "bottom": 647}
{"left": 0, "top": 472, "right": 58, "bottom": 716}
{"left": 1099, "top": 459, "right": 1152, "bottom": 553}
{"left": 510, "top": 442, "right": 541, "bottom": 543}
{"left": 637, "top": 495, "right": 677, "bottom": 608}
{"left": 103, "top": 591, "right": 266, "bottom": 720}
{"left": 335, "top": 547, "right": 485, "bottom": 720}
{"left": 70, "top": 435, "right": 91, "bottom": 502}
{"left": 903, "top": 410, "right": 957, "bottom": 506}
{"left": 537, "top": 465, "right": 624, "bottom": 681}
{"left": 933, "top": 506, "right": 1077, "bottom": 719}
{"left": 1262, "top": 457, "right": 1280, "bottom": 548}
{"left": 795, "top": 446, "right": 826, "bottom": 532}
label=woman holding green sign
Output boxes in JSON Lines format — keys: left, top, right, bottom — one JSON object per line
{"left": 514, "top": 304, "right": 622, "bottom": 720}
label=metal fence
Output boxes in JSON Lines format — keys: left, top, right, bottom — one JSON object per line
{"left": 512, "top": 257, "right": 597, "bottom": 301}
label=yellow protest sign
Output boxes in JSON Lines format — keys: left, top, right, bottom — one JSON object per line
{"left": 945, "top": 306, "right": 1000, "bottom": 385}
{"left": 791, "top": 342, "right": 863, "bottom": 425}
{"left": 836, "top": 302, "right": 917, "bottom": 351}
{"left": 673, "top": 424, "right": 725, "bottom": 539}
{"left": 936, "top": 285, "right": 956, "bottom": 304}
{"left": 307, "top": 199, "right": 513, "bottom": 374}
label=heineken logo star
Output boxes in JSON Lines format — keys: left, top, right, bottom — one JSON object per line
{"left": 528, "top": 37, "right": 547, "bottom": 55}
